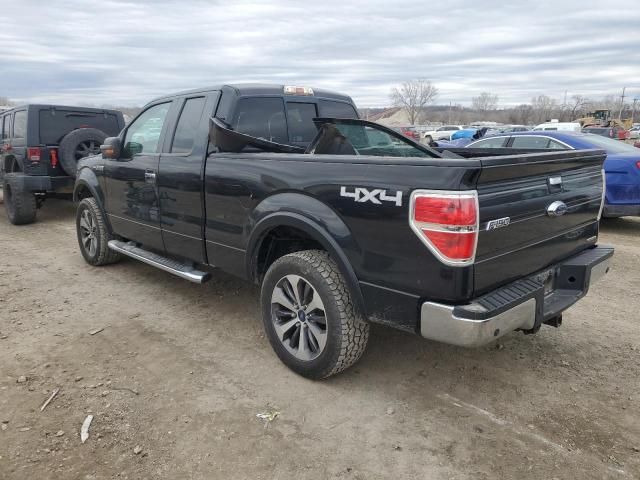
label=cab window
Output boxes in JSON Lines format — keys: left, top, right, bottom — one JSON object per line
{"left": 286, "top": 103, "right": 317, "bottom": 143}
{"left": 171, "top": 97, "right": 207, "bottom": 154}
{"left": 123, "top": 102, "right": 171, "bottom": 156}
{"left": 318, "top": 100, "right": 358, "bottom": 119}
{"left": 511, "top": 136, "right": 555, "bottom": 149}
{"left": 232, "top": 97, "right": 287, "bottom": 144}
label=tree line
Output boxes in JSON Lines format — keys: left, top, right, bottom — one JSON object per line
{"left": 388, "top": 79, "right": 637, "bottom": 125}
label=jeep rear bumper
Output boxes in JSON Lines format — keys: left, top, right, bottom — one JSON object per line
{"left": 4, "top": 174, "right": 73, "bottom": 194}
{"left": 420, "top": 246, "right": 614, "bottom": 347}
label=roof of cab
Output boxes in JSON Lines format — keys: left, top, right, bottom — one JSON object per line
{"left": 149, "top": 83, "right": 354, "bottom": 105}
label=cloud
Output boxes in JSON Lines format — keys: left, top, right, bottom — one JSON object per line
{"left": 1, "top": 0, "right": 639, "bottom": 107}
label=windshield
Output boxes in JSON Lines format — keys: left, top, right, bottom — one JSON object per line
{"left": 579, "top": 133, "right": 640, "bottom": 154}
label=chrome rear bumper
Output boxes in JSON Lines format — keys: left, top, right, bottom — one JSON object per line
{"left": 420, "top": 246, "right": 613, "bottom": 347}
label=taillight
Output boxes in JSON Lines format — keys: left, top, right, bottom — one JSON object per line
{"left": 409, "top": 190, "right": 479, "bottom": 266}
{"left": 50, "top": 148, "right": 59, "bottom": 167}
{"left": 635, "top": 161, "right": 640, "bottom": 169}
{"left": 27, "top": 147, "right": 41, "bottom": 162}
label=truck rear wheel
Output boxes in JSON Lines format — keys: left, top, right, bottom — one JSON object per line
{"left": 260, "top": 250, "right": 369, "bottom": 379}
{"left": 76, "top": 197, "right": 121, "bottom": 266}
{"left": 3, "top": 174, "right": 37, "bottom": 225}
{"left": 59, "top": 128, "right": 107, "bottom": 178}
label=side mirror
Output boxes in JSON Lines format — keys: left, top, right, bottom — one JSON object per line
{"left": 100, "top": 137, "right": 121, "bottom": 159}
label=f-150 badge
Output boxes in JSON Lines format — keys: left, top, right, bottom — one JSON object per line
{"left": 486, "top": 217, "right": 510, "bottom": 230}
{"left": 340, "top": 186, "right": 403, "bottom": 206}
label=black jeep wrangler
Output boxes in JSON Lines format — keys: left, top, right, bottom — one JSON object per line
{"left": 1, "top": 105, "right": 125, "bottom": 224}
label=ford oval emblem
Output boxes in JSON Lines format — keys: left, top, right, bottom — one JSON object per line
{"left": 547, "top": 200, "right": 568, "bottom": 217}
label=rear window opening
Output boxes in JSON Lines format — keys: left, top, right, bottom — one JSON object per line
{"left": 39, "top": 109, "right": 121, "bottom": 145}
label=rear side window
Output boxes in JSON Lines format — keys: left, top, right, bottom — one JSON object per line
{"left": 1, "top": 115, "right": 8, "bottom": 140}
{"left": 286, "top": 103, "right": 317, "bottom": 143}
{"left": 318, "top": 100, "right": 358, "bottom": 119}
{"left": 232, "top": 97, "right": 287, "bottom": 144}
{"left": 469, "top": 136, "right": 508, "bottom": 148}
{"left": 39, "top": 109, "right": 121, "bottom": 144}
{"left": 511, "top": 136, "right": 558, "bottom": 149}
{"left": 171, "top": 97, "right": 207, "bottom": 153}
{"left": 13, "top": 111, "right": 26, "bottom": 140}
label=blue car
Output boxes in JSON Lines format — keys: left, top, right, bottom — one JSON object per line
{"left": 467, "top": 131, "right": 640, "bottom": 218}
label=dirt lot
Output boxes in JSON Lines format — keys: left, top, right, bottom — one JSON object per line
{"left": 0, "top": 198, "right": 639, "bottom": 480}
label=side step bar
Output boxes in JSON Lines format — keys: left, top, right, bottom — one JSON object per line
{"left": 107, "top": 240, "right": 211, "bottom": 284}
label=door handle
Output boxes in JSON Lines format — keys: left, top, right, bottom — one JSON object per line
{"left": 144, "top": 171, "right": 156, "bottom": 183}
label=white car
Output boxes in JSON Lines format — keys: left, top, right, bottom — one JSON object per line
{"left": 533, "top": 122, "right": 582, "bottom": 132}
{"left": 628, "top": 127, "right": 640, "bottom": 140}
{"left": 422, "top": 125, "right": 463, "bottom": 143}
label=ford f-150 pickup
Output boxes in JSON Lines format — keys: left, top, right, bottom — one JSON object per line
{"left": 73, "top": 84, "right": 613, "bottom": 379}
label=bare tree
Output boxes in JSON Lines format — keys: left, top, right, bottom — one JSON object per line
{"left": 0, "top": 96, "right": 15, "bottom": 107}
{"left": 531, "top": 95, "right": 558, "bottom": 123}
{"left": 390, "top": 79, "right": 438, "bottom": 125}
{"left": 471, "top": 92, "right": 499, "bottom": 114}
{"left": 567, "top": 94, "right": 589, "bottom": 120}
{"left": 508, "top": 104, "right": 534, "bottom": 125}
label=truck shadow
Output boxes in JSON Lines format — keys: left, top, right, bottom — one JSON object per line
{"left": 600, "top": 217, "right": 640, "bottom": 236}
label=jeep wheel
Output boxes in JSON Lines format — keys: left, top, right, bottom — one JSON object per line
{"left": 261, "top": 250, "right": 369, "bottom": 379}
{"left": 3, "top": 174, "right": 37, "bottom": 225}
{"left": 76, "top": 197, "right": 121, "bottom": 266}
{"left": 59, "top": 128, "right": 107, "bottom": 178}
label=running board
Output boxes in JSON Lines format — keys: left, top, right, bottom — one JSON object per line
{"left": 107, "top": 240, "right": 211, "bottom": 284}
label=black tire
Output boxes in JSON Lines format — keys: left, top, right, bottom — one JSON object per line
{"left": 59, "top": 128, "right": 107, "bottom": 178}
{"left": 76, "top": 197, "right": 121, "bottom": 266}
{"left": 261, "top": 250, "right": 369, "bottom": 379}
{"left": 3, "top": 174, "right": 37, "bottom": 225}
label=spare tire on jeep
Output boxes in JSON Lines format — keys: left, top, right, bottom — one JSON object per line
{"left": 58, "top": 128, "right": 107, "bottom": 178}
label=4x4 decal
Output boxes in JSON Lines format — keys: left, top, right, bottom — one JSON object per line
{"left": 340, "top": 186, "right": 403, "bottom": 207}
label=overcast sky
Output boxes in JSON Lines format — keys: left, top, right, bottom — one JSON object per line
{"left": 1, "top": 0, "right": 639, "bottom": 108}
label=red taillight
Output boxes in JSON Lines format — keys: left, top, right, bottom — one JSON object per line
{"left": 50, "top": 148, "right": 59, "bottom": 167}
{"left": 636, "top": 160, "right": 640, "bottom": 169}
{"left": 27, "top": 147, "right": 41, "bottom": 162}
{"left": 410, "top": 191, "right": 479, "bottom": 265}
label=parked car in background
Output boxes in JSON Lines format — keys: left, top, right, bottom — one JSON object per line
{"left": 627, "top": 126, "right": 640, "bottom": 140}
{"left": 583, "top": 126, "right": 629, "bottom": 140}
{"left": 634, "top": 140, "right": 640, "bottom": 148}
{"left": 1, "top": 105, "right": 125, "bottom": 224}
{"left": 467, "top": 131, "right": 640, "bottom": 218}
{"left": 533, "top": 122, "right": 582, "bottom": 132}
{"left": 497, "top": 124, "right": 529, "bottom": 133}
{"left": 422, "top": 125, "right": 462, "bottom": 143}
{"left": 396, "top": 126, "right": 420, "bottom": 141}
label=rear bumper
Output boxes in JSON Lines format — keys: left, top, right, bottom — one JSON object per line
{"left": 420, "top": 246, "right": 614, "bottom": 347}
{"left": 603, "top": 204, "right": 640, "bottom": 217}
{"left": 4, "top": 174, "right": 73, "bottom": 193}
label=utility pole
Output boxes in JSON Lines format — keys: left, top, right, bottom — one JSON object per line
{"left": 632, "top": 98, "right": 639, "bottom": 124}
{"left": 447, "top": 101, "right": 452, "bottom": 124}
{"left": 618, "top": 87, "right": 626, "bottom": 121}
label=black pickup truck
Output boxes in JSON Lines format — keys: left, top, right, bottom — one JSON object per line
{"left": 73, "top": 84, "right": 613, "bottom": 379}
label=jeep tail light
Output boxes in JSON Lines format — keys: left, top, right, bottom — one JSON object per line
{"left": 27, "top": 147, "right": 41, "bottom": 162}
{"left": 50, "top": 148, "right": 59, "bottom": 167}
{"left": 409, "top": 190, "right": 479, "bottom": 266}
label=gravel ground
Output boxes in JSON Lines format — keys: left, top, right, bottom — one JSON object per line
{"left": 0, "top": 198, "right": 639, "bottom": 480}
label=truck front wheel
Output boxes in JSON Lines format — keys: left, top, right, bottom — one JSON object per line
{"left": 76, "top": 197, "right": 121, "bottom": 266}
{"left": 260, "top": 250, "right": 370, "bottom": 379}
{"left": 3, "top": 174, "right": 37, "bottom": 225}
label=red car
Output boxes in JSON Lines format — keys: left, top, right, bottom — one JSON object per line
{"left": 397, "top": 126, "right": 420, "bottom": 141}
{"left": 583, "top": 126, "right": 629, "bottom": 140}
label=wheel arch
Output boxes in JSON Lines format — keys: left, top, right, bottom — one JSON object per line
{"left": 73, "top": 167, "right": 112, "bottom": 233}
{"left": 247, "top": 204, "right": 365, "bottom": 317}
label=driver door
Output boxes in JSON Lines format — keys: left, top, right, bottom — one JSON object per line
{"left": 104, "top": 101, "right": 173, "bottom": 252}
